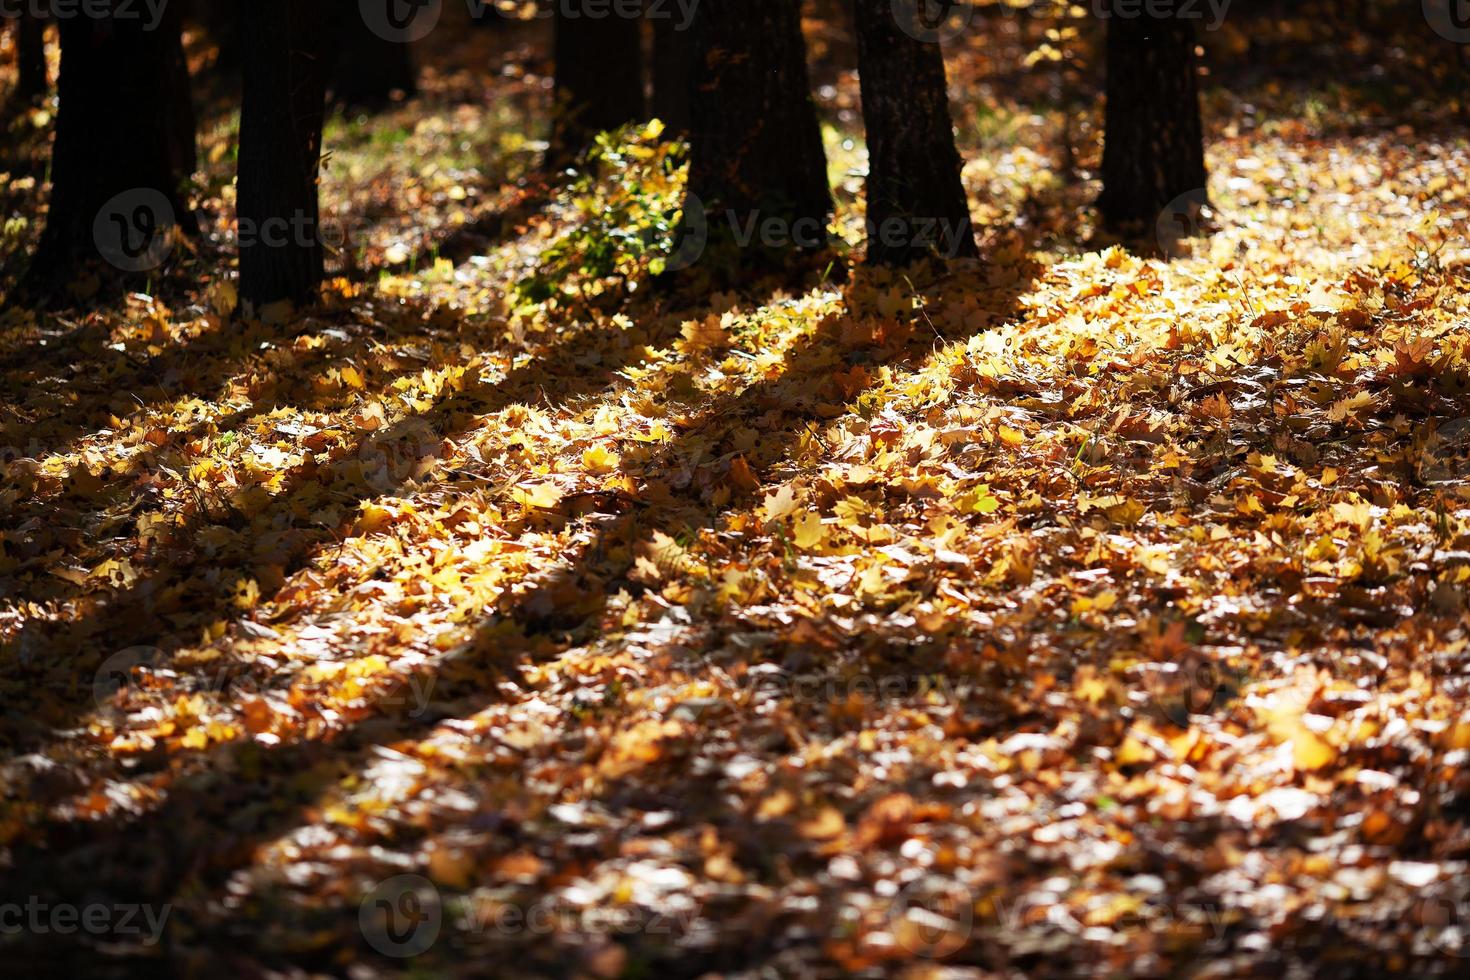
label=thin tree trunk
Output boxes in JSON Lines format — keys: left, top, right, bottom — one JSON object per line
{"left": 550, "top": 3, "right": 644, "bottom": 166}
{"left": 238, "top": 0, "right": 332, "bottom": 310}
{"left": 684, "top": 0, "right": 831, "bottom": 261}
{"left": 852, "top": 0, "right": 976, "bottom": 264}
{"left": 1097, "top": 14, "right": 1208, "bottom": 230}
{"left": 650, "top": 14, "right": 692, "bottom": 133}
{"left": 24, "top": 2, "right": 195, "bottom": 289}
{"left": 15, "top": 10, "right": 47, "bottom": 101}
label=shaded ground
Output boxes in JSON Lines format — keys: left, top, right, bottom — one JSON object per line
{"left": 3, "top": 3, "right": 1470, "bottom": 977}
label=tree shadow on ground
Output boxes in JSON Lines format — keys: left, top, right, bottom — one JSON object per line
{"left": 0, "top": 240, "right": 1043, "bottom": 970}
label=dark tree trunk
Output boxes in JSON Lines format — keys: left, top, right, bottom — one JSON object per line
{"left": 1097, "top": 14, "right": 1208, "bottom": 231}
{"left": 333, "top": 4, "right": 417, "bottom": 108}
{"left": 684, "top": 0, "right": 831, "bottom": 260}
{"left": 15, "top": 10, "right": 48, "bottom": 101}
{"left": 852, "top": 0, "right": 976, "bottom": 265}
{"left": 550, "top": 3, "right": 645, "bottom": 166}
{"left": 238, "top": 0, "right": 332, "bottom": 310}
{"left": 24, "top": 2, "right": 195, "bottom": 289}
{"left": 650, "top": 14, "right": 692, "bottom": 133}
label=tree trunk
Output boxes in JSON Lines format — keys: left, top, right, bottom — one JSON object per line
{"left": 15, "top": 10, "right": 47, "bottom": 101}
{"left": 650, "top": 14, "right": 692, "bottom": 133}
{"left": 24, "top": 2, "right": 195, "bottom": 288}
{"left": 852, "top": 0, "right": 976, "bottom": 265}
{"left": 238, "top": 0, "right": 332, "bottom": 310}
{"left": 550, "top": 2, "right": 645, "bottom": 166}
{"left": 333, "top": 4, "right": 418, "bottom": 108}
{"left": 684, "top": 0, "right": 831, "bottom": 261}
{"left": 1097, "top": 14, "right": 1208, "bottom": 231}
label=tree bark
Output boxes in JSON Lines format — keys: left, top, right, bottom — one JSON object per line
{"left": 650, "top": 14, "right": 692, "bottom": 133}
{"left": 238, "top": 0, "right": 333, "bottom": 309}
{"left": 550, "top": 3, "right": 645, "bottom": 166}
{"left": 1097, "top": 13, "right": 1208, "bottom": 231}
{"left": 333, "top": 3, "right": 418, "bottom": 107}
{"left": 684, "top": 0, "right": 831, "bottom": 261}
{"left": 852, "top": 0, "right": 976, "bottom": 265}
{"left": 15, "top": 10, "right": 47, "bottom": 101}
{"left": 24, "top": 2, "right": 195, "bottom": 288}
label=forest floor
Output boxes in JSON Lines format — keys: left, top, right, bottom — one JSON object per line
{"left": 4, "top": 5, "right": 1470, "bottom": 978}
